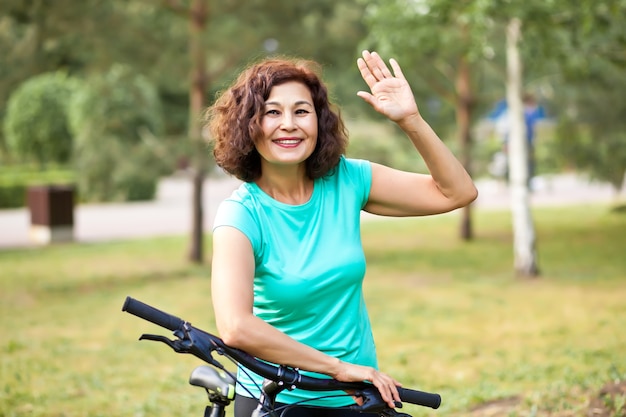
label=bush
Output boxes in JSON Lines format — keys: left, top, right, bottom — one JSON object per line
{"left": 68, "top": 64, "right": 163, "bottom": 146}
{"left": 3, "top": 72, "right": 78, "bottom": 167}
{"left": 0, "top": 183, "right": 26, "bottom": 209}
{"left": 73, "top": 138, "right": 160, "bottom": 202}
{"left": 68, "top": 65, "right": 167, "bottom": 202}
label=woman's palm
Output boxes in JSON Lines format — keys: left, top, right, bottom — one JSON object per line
{"left": 356, "top": 51, "right": 419, "bottom": 123}
{"left": 368, "top": 77, "right": 417, "bottom": 122}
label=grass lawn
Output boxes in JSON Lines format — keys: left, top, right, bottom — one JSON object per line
{"left": 1, "top": 204, "right": 625, "bottom": 417}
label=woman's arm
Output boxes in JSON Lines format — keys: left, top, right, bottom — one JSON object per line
{"left": 211, "top": 225, "right": 400, "bottom": 406}
{"left": 356, "top": 50, "right": 477, "bottom": 216}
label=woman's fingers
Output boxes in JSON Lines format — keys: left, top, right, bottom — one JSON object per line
{"left": 373, "top": 371, "right": 401, "bottom": 408}
{"left": 357, "top": 57, "right": 378, "bottom": 89}
{"left": 358, "top": 50, "right": 397, "bottom": 88}
{"left": 335, "top": 362, "right": 401, "bottom": 408}
{"left": 364, "top": 368, "right": 400, "bottom": 408}
{"left": 389, "top": 58, "right": 406, "bottom": 80}
{"left": 362, "top": 50, "right": 394, "bottom": 80}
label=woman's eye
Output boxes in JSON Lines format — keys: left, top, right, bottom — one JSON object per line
{"left": 265, "top": 109, "right": 279, "bottom": 115}
{"left": 295, "top": 109, "right": 310, "bottom": 115}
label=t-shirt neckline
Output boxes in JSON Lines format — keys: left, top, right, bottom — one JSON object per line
{"left": 246, "top": 179, "right": 320, "bottom": 210}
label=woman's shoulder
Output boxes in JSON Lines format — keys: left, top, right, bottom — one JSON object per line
{"left": 341, "top": 155, "right": 370, "bottom": 170}
{"left": 323, "top": 156, "right": 372, "bottom": 206}
{"left": 213, "top": 182, "right": 264, "bottom": 245}
{"left": 215, "top": 182, "right": 260, "bottom": 220}
{"left": 330, "top": 156, "right": 372, "bottom": 183}
{"left": 219, "top": 181, "right": 270, "bottom": 206}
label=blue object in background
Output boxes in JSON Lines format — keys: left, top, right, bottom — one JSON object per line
{"left": 488, "top": 98, "right": 546, "bottom": 144}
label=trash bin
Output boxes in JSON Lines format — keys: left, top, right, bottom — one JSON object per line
{"left": 27, "top": 185, "right": 75, "bottom": 244}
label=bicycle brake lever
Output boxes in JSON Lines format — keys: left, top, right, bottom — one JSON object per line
{"left": 138, "top": 332, "right": 225, "bottom": 370}
{"left": 351, "top": 386, "right": 403, "bottom": 413}
{"left": 139, "top": 333, "right": 191, "bottom": 353}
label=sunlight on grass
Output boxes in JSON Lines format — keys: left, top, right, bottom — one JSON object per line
{"left": 1, "top": 204, "right": 624, "bottom": 417}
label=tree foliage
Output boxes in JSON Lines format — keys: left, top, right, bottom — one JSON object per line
{"left": 553, "top": 69, "right": 626, "bottom": 191}
{"left": 358, "top": 0, "right": 501, "bottom": 241}
{"left": 0, "top": 0, "right": 369, "bottom": 154}
{"left": 0, "top": 0, "right": 121, "bottom": 146}
{"left": 361, "top": 0, "right": 626, "bottom": 186}
{"left": 3, "top": 0, "right": 622, "bottom": 201}
{"left": 546, "top": 0, "right": 626, "bottom": 192}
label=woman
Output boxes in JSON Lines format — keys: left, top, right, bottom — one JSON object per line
{"left": 207, "top": 50, "right": 477, "bottom": 417}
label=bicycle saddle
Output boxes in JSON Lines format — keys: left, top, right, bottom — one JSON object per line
{"left": 189, "top": 365, "right": 236, "bottom": 400}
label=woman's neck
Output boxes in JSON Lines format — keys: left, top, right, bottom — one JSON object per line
{"left": 255, "top": 165, "right": 313, "bottom": 205}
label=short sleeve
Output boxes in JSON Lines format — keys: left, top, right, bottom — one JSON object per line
{"left": 340, "top": 157, "right": 372, "bottom": 208}
{"left": 213, "top": 199, "right": 262, "bottom": 254}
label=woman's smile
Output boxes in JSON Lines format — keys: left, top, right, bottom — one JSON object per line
{"left": 273, "top": 137, "right": 304, "bottom": 148}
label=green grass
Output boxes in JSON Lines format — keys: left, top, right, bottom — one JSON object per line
{"left": 1, "top": 204, "right": 625, "bottom": 417}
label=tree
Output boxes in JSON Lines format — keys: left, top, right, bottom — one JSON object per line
{"left": 158, "top": 0, "right": 210, "bottom": 264}
{"left": 157, "top": 0, "right": 368, "bottom": 264}
{"left": 360, "top": 0, "right": 546, "bottom": 275}
{"left": 0, "top": 0, "right": 127, "bottom": 151}
{"left": 496, "top": 0, "right": 626, "bottom": 275}
{"left": 188, "top": 0, "right": 209, "bottom": 264}
{"left": 505, "top": 18, "right": 539, "bottom": 276}
{"left": 359, "top": 0, "right": 503, "bottom": 241}
{"left": 1, "top": 0, "right": 370, "bottom": 262}
{"left": 553, "top": 73, "right": 626, "bottom": 195}
{"left": 547, "top": 1, "right": 626, "bottom": 196}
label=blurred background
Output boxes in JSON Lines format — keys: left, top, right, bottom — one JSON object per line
{"left": 1, "top": 1, "right": 625, "bottom": 416}
{"left": 1, "top": 0, "right": 624, "bottom": 212}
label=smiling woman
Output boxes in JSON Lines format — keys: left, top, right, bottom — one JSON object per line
{"left": 203, "top": 51, "right": 477, "bottom": 417}
{"left": 207, "top": 58, "right": 347, "bottom": 184}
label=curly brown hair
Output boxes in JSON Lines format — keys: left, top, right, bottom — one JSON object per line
{"left": 205, "top": 57, "right": 348, "bottom": 182}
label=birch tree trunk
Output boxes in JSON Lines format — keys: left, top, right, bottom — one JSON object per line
{"left": 506, "top": 18, "right": 539, "bottom": 277}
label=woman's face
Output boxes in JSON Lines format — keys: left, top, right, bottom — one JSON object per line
{"left": 256, "top": 81, "right": 318, "bottom": 170}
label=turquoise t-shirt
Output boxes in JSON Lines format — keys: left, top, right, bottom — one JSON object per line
{"left": 212, "top": 156, "right": 377, "bottom": 406}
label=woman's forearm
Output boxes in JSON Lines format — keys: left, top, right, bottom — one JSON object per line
{"left": 397, "top": 113, "right": 477, "bottom": 205}
{"left": 219, "top": 314, "right": 342, "bottom": 377}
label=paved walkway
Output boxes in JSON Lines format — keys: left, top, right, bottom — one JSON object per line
{"left": 0, "top": 173, "right": 622, "bottom": 249}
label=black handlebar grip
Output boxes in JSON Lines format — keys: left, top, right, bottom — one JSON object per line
{"left": 398, "top": 387, "right": 441, "bottom": 409}
{"left": 122, "top": 296, "right": 185, "bottom": 332}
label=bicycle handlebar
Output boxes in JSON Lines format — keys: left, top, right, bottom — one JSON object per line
{"left": 123, "top": 296, "right": 185, "bottom": 331}
{"left": 122, "top": 296, "right": 441, "bottom": 410}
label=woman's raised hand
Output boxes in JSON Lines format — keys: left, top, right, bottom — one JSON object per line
{"left": 356, "top": 50, "right": 419, "bottom": 123}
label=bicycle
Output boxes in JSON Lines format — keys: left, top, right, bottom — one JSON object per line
{"left": 122, "top": 296, "right": 442, "bottom": 417}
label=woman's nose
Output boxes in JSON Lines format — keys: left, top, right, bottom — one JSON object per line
{"left": 280, "top": 113, "right": 296, "bottom": 130}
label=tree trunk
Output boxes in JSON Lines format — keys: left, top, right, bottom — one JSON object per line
{"left": 187, "top": 0, "right": 209, "bottom": 264}
{"left": 506, "top": 18, "right": 539, "bottom": 277}
{"left": 455, "top": 55, "right": 474, "bottom": 240}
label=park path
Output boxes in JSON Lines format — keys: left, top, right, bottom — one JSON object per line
{"left": 0, "top": 173, "right": 622, "bottom": 249}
